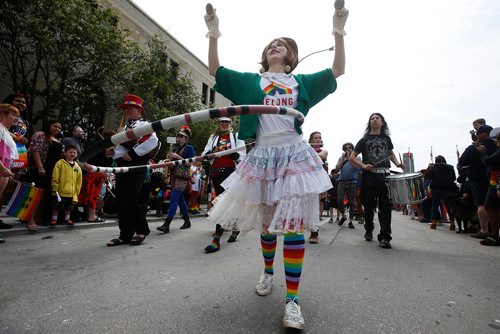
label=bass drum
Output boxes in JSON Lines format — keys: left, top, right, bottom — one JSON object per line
{"left": 385, "top": 172, "right": 426, "bottom": 205}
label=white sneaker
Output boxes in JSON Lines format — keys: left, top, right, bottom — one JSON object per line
{"left": 255, "top": 272, "right": 273, "bottom": 296}
{"left": 283, "top": 299, "right": 305, "bottom": 329}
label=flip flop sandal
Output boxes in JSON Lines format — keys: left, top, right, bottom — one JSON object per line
{"left": 129, "top": 235, "right": 146, "bottom": 246}
{"left": 106, "top": 238, "right": 129, "bottom": 247}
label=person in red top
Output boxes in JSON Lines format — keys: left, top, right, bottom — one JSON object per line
{"left": 202, "top": 117, "right": 246, "bottom": 253}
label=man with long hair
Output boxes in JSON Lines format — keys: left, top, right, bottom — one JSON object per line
{"left": 349, "top": 113, "right": 403, "bottom": 249}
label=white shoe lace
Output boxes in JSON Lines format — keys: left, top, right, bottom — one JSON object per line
{"left": 283, "top": 299, "right": 305, "bottom": 328}
{"left": 256, "top": 272, "right": 273, "bottom": 295}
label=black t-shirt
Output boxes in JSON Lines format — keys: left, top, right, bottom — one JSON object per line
{"left": 354, "top": 134, "right": 394, "bottom": 168}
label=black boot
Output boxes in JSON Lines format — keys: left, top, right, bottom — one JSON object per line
{"left": 179, "top": 216, "right": 191, "bottom": 229}
{"left": 157, "top": 217, "right": 173, "bottom": 233}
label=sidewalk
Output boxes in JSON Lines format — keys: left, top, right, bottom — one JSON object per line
{"left": 0, "top": 206, "right": 208, "bottom": 237}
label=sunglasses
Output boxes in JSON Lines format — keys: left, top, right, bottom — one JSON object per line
{"left": 219, "top": 121, "right": 231, "bottom": 124}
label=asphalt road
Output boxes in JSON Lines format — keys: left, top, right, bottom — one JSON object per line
{"left": 1, "top": 212, "right": 499, "bottom": 334}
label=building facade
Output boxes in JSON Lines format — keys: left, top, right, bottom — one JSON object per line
{"left": 108, "top": 0, "right": 231, "bottom": 109}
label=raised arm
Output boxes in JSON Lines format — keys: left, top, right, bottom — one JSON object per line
{"left": 332, "top": 33, "right": 345, "bottom": 78}
{"left": 208, "top": 37, "right": 220, "bottom": 76}
{"left": 332, "top": 1, "right": 348, "bottom": 78}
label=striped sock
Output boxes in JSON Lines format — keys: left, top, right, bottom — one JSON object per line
{"left": 261, "top": 234, "right": 277, "bottom": 275}
{"left": 206, "top": 235, "right": 221, "bottom": 251}
{"left": 283, "top": 233, "right": 305, "bottom": 304}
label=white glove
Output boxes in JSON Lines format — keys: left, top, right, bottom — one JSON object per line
{"left": 204, "top": 8, "right": 221, "bottom": 38}
{"left": 332, "top": 7, "right": 349, "bottom": 35}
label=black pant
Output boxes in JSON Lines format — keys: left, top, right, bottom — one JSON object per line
{"left": 211, "top": 167, "right": 235, "bottom": 196}
{"left": 361, "top": 172, "right": 392, "bottom": 241}
{"left": 115, "top": 170, "right": 149, "bottom": 241}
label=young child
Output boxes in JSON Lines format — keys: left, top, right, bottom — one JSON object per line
{"left": 50, "top": 145, "right": 82, "bottom": 226}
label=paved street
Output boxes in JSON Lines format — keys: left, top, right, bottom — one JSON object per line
{"left": 1, "top": 211, "right": 500, "bottom": 333}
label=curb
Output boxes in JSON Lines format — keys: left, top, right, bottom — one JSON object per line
{"left": 0, "top": 213, "right": 207, "bottom": 238}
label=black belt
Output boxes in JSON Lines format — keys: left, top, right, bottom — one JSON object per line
{"left": 210, "top": 167, "right": 234, "bottom": 174}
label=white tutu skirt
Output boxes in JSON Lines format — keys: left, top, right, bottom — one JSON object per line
{"left": 208, "top": 133, "right": 332, "bottom": 234}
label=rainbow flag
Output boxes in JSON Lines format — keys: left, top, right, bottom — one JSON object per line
{"left": 2, "top": 181, "right": 44, "bottom": 220}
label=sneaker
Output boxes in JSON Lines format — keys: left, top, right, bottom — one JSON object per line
{"left": 348, "top": 222, "right": 355, "bottom": 229}
{"left": 379, "top": 239, "right": 392, "bottom": 249}
{"left": 309, "top": 231, "right": 318, "bottom": 244}
{"left": 358, "top": 217, "right": 364, "bottom": 224}
{"left": 65, "top": 220, "right": 74, "bottom": 226}
{"left": 256, "top": 272, "right": 273, "bottom": 296}
{"left": 364, "top": 230, "right": 373, "bottom": 241}
{"left": 328, "top": 217, "right": 333, "bottom": 223}
{"left": 283, "top": 299, "right": 305, "bottom": 329}
{"left": 49, "top": 220, "right": 57, "bottom": 227}
{"left": 338, "top": 216, "right": 347, "bottom": 226}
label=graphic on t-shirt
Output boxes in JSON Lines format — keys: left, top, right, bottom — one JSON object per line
{"left": 263, "top": 82, "right": 293, "bottom": 96}
{"left": 262, "top": 81, "right": 294, "bottom": 107}
{"left": 365, "top": 137, "right": 390, "bottom": 165}
{"left": 213, "top": 137, "right": 230, "bottom": 153}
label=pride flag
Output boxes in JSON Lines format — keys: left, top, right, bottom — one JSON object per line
{"left": 2, "top": 181, "right": 44, "bottom": 220}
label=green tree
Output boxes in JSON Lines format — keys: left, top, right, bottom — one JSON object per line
{"left": 126, "top": 36, "right": 213, "bottom": 157}
{"left": 0, "top": 0, "right": 136, "bottom": 138}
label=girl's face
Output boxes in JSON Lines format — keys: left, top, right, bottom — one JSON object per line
{"left": 50, "top": 122, "right": 62, "bottom": 136}
{"left": 265, "top": 40, "right": 288, "bottom": 65}
{"left": 2, "top": 108, "right": 20, "bottom": 128}
{"left": 310, "top": 133, "right": 322, "bottom": 144}
{"left": 12, "top": 96, "right": 26, "bottom": 113}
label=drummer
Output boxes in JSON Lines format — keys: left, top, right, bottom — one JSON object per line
{"left": 349, "top": 113, "right": 404, "bottom": 249}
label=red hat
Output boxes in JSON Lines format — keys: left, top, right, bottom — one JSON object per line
{"left": 178, "top": 125, "right": 192, "bottom": 138}
{"left": 119, "top": 94, "right": 144, "bottom": 112}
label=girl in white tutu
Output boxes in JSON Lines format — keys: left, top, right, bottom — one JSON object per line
{"left": 204, "top": 2, "right": 347, "bottom": 329}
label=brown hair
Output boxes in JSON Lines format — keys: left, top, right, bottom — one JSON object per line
{"left": 473, "top": 118, "right": 486, "bottom": 126}
{"left": 308, "top": 131, "right": 321, "bottom": 143}
{"left": 0, "top": 103, "right": 19, "bottom": 116}
{"left": 260, "top": 37, "right": 299, "bottom": 74}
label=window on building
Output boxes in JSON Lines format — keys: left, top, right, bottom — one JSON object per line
{"left": 209, "top": 88, "right": 215, "bottom": 106}
{"left": 202, "top": 83, "right": 208, "bottom": 105}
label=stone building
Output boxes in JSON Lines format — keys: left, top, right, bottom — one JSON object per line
{"left": 108, "top": 0, "right": 230, "bottom": 109}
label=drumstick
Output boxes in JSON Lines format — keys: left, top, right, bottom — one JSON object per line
{"left": 372, "top": 156, "right": 391, "bottom": 167}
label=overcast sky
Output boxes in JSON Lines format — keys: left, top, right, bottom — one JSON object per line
{"left": 132, "top": 0, "right": 499, "bottom": 171}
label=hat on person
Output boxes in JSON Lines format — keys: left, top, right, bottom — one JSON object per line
{"left": 476, "top": 125, "right": 493, "bottom": 135}
{"left": 119, "top": 94, "right": 144, "bottom": 113}
{"left": 218, "top": 117, "right": 232, "bottom": 122}
{"left": 177, "top": 125, "right": 192, "bottom": 138}
{"left": 490, "top": 127, "right": 500, "bottom": 139}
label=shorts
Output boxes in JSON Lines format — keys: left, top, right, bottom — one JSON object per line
{"left": 52, "top": 196, "right": 74, "bottom": 211}
{"left": 485, "top": 186, "right": 500, "bottom": 209}
{"left": 470, "top": 182, "right": 488, "bottom": 206}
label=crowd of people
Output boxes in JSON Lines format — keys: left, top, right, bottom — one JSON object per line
{"left": 0, "top": 2, "right": 498, "bottom": 331}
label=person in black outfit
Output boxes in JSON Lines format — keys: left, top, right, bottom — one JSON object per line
{"left": 105, "top": 94, "right": 158, "bottom": 246}
{"left": 349, "top": 113, "right": 404, "bottom": 249}
{"left": 424, "top": 155, "right": 458, "bottom": 230}
{"left": 459, "top": 124, "right": 497, "bottom": 239}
